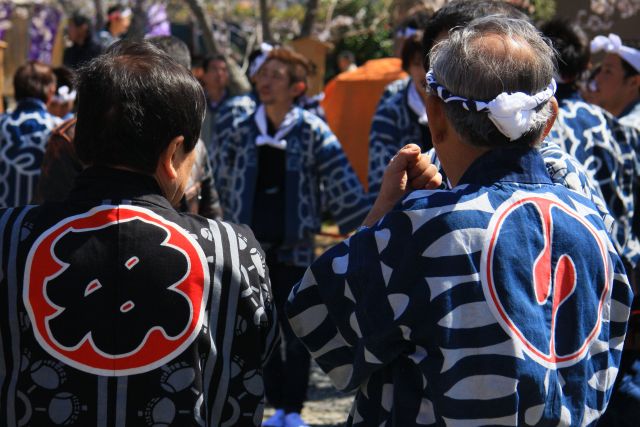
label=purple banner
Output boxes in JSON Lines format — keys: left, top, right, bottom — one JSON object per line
{"left": 28, "top": 6, "right": 62, "bottom": 64}
{"left": 146, "top": 3, "right": 170, "bottom": 37}
{"left": 0, "top": 2, "right": 12, "bottom": 40}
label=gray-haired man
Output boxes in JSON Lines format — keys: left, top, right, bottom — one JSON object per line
{"left": 286, "top": 16, "right": 632, "bottom": 426}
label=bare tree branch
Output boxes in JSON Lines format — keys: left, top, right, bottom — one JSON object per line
{"left": 127, "top": 0, "right": 147, "bottom": 40}
{"left": 94, "top": 0, "right": 104, "bottom": 31}
{"left": 259, "top": 0, "right": 273, "bottom": 43}
{"left": 300, "top": 0, "right": 319, "bottom": 38}
{"left": 184, "top": 0, "right": 251, "bottom": 94}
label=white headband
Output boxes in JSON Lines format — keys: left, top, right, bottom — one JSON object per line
{"left": 249, "top": 43, "right": 274, "bottom": 78}
{"left": 53, "top": 85, "right": 76, "bottom": 103}
{"left": 426, "top": 70, "right": 556, "bottom": 141}
{"left": 591, "top": 33, "right": 640, "bottom": 73}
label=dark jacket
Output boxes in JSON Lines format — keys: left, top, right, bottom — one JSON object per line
{"left": 0, "top": 167, "right": 277, "bottom": 426}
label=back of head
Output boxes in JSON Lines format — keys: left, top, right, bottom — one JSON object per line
{"left": 53, "top": 66, "right": 74, "bottom": 91}
{"left": 14, "top": 61, "right": 56, "bottom": 103}
{"left": 539, "top": 18, "right": 589, "bottom": 82}
{"left": 148, "top": 35, "right": 191, "bottom": 70}
{"left": 71, "top": 12, "right": 92, "bottom": 29}
{"left": 422, "top": 0, "right": 529, "bottom": 70}
{"left": 337, "top": 50, "right": 355, "bottom": 63}
{"left": 429, "top": 16, "right": 555, "bottom": 148}
{"left": 74, "top": 40, "right": 205, "bottom": 174}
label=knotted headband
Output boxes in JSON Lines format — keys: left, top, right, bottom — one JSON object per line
{"left": 426, "top": 70, "right": 556, "bottom": 141}
{"left": 591, "top": 33, "right": 640, "bottom": 73}
{"left": 249, "top": 43, "right": 274, "bottom": 78}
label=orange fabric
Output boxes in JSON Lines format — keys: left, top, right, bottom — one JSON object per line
{"left": 321, "top": 57, "right": 407, "bottom": 190}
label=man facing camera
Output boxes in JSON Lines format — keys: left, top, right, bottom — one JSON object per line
{"left": 288, "top": 17, "right": 632, "bottom": 426}
{"left": 0, "top": 41, "right": 276, "bottom": 426}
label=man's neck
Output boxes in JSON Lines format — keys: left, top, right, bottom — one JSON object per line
{"left": 207, "top": 87, "right": 226, "bottom": 104}
{"left": 608, "top": 94, "right": 640, "bottom": 118}
{"left": 265, "top": 102, "right": 294, "bottom": 129}
{"left": 436, "top": 136, "right": 489, "bottom": 187}
{"left": 619, "top": 95, "right": 640, "bottom": 118}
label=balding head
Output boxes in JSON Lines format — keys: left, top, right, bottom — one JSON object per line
{"left": 428, "top": 16, "right": 555, "bottom": 148}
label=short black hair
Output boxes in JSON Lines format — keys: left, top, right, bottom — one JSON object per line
{"left": 396, "top": 9, "right": 432, "bottom": 34}
{"left": 53, "top": 66, "right": 74, "bottom": 91}
{"left": 539, "top": 18, "right": 589, "bottom": 81}
{"left": 337, "top": 50, "right": 355, "bottom": 62}
{"left": 74, "top": 40, "right": 205, "bottom": 173}
{"left": 107, "top": 4, "right": 125, "bottom": 16}
{"left": 149, "top": 35, "right": 191, "bottom": 70}
{"left": 422, "top": 0, "right": 528, "bottom": 71}
{"left": 203, "top": 54, "right": 227, "bottom": 73}
{"left": 401, "top": 34, "right": 423, "bottom": 72}
{"left": 70, "top": 12, "right": 92, "bottom": 28}
{"left": 14, "top": 61, "right": 56, "bottom": 102}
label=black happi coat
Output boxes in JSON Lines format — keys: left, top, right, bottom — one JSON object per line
{"left": 0, "top": 167, "right": 277, "bottom": 427}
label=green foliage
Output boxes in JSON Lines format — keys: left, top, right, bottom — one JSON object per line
{"left": 272, "top": 3, "right": 305, "bottom": 22}
{"left": 326, "top": 27, "right": 393, "bottom": 80}
{"left": 532, "top": 0, "right": 556, "bottom": 21}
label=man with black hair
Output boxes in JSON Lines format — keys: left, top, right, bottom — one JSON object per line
{"left": 215, "top": 47, "right": 373, "bottom": 427}
{"left": 98, "top": 4, "right": 131, "bottom": 50}
{"left": 37, "top": 36, "right": 224, "bottom": 220}
{"left": 200, "top": 54, "right": 231, "bottom": 151}
{"left": 0, "top": 61, "right": 61, "bottom": 208}
{"left": 337, "top": 50, "right": 357, "bottom": 73}
{"left": 368, "top": 33, "right": 432, "bottom": 199}
{"left": 63, "top": 12, "right": 102, "bottom": 69}
{"left": 590, "top": 35, "right": 640, "bottom": 131}
{"left": 48, "top": 66, "right": 76, "bottom": 119}
{"left": 0, "top": 41, "right": 277, "bottom": 426}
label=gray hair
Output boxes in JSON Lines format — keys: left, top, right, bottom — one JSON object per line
{"left": 429, "top": 16, "right": 555, "bottom": 148}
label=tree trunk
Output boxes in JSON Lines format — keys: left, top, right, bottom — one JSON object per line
{"left": 127, "top": 0, "right": 147, "bottom": 40}
{"left": 184, "top": 0, "right": 251, "bottom": 94}
{"left": 300, "top": 0, "right": 319, "bottom": 38}
{"left": 259, "top": 0, "right": 273, "bottom": 43}
{"left": 94, "top": 0, "right": 104, "bottom": 32}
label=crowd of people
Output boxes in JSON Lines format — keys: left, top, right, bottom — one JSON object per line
{"left": 0, "top": 1, "right": 639, "bottom": 426}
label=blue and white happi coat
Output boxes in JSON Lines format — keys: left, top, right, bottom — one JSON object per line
{"left": 549, "top": 92, "right": 640, "bottom": 266}
{"left": 619, "top": 99, "right": 640, "bottom": 132}
{"left": 214, "top": 106, "right": 373, "bottom": 267}
{"left": 369, "top": 78, "right": 431, "bottom": 197}
{"left": 287, "top": 147, "right": 632, "bottom": 426}
{"left": 212, "top": 93, "right": 325, "bottom": 165}
{"left": 377, "top": 77, "right": 410, "bottom": 108}
{"left": 210, "top": 93, "right": 258, "bottom": 166}
{"left": 429, "top": 139, "right": 616, "bottom": 239}
{"left": 0, "top": 99, "right": 61, "bottom": 208}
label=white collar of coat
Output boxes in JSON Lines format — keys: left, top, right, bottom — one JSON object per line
{"left": 254, "top": 104, "right": 298, "bottom": 150}
{"left": 407, "top": 81, "right": 428, "bottom": 125}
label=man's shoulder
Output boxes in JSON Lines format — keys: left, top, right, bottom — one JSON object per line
{"left": 373, "top": 90, "right": 406, "bottom": 120}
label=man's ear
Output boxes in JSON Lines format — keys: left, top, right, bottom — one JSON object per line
{"left": 156, "top": 136, "right": 185, "bottom": 180}
{"left": 541, "top": 96, "right": 558, "bottom": 141}
{"left": 628, "top": 74, "right": 640, "bottom": 92}
{"left": 45, "top": 83, "right": 56, "bottom": 105}
{"left": 425, "top": 94, "right": 447, "bottom": 145}
{"left": 291, "top": 81, "right": 306, "bottom": 98}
